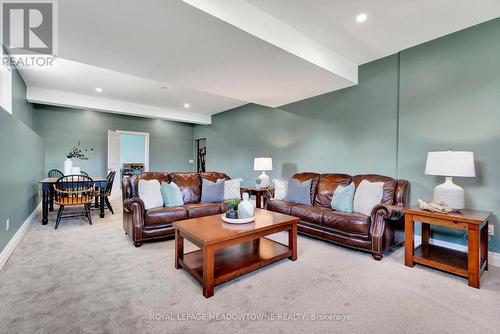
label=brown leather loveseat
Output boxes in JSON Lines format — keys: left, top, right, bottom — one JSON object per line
{"left": 122, "top": 172, "right": 231, "bottom": 247}
{"left": 265, "top": 173, "right": 409, "bottom": 260}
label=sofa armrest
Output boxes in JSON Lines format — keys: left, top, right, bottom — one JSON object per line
{"left": 123, "top": 197, "right": 145, "bottom": 214}
{"left": 395, "top": 180, "right": 410, "bottom": 207}
{"left": 262, "top": 189, "right": 275, "bottom": 209}
{"left": 370, "top": 203, "right": 404, "bottom": 222}
{"left": 370, "top": 203, "right": 404, "bottom": 259}
{"left": 123, "top": 197, "right": 145, "bottom": 247}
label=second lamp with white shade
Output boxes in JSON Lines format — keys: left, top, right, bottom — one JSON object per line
{"left": 254, "top": 157, "right": 273, "bottom": 188}
{"left": 425, "top": 151, "right": 476, "bottom": 211}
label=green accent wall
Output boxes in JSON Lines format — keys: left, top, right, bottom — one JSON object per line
{"left": 33, "top": 105, "right": 195, "bottom": 177}
{"left": 398, "top": 18, "right": 500, "bottom": 251}
{"left": 195, "top": 54, "right": 399, "bottom": 183}
{"left": 195, "top": 18, "right": 500, "bottom": 252}
{"left": 0, "top": 67, "right": 45, "bottom": 253}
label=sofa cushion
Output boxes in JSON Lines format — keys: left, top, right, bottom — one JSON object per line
{"left": 267, "top": 200, "right": 295, "bottom": 215}
{"left": 169, "top": 173, "right": 201, "bottom": 204}
{"left": 224, "top": 178, "right": 243, "bottom": 200}
{"left": 144, "top": 207, "right": 188, "bottom": 228}
{"left": 353, "top": 180, "right": 384, "bottom": 216}
{"left": 184, "top": 202, "right": 221, "bottom": 218}
{"left": 290, "top": 205, "right": 332, "bottom": 225}
{"left": 331, "top": 182, "right": 355, "bottom": 213}
{"left": 161, "top": 182, "right": 184, "bottom": 207}
{"left": 220, "top": 201, "right": 230, "bottom": 213}
{"left": 286, "top": 179, "right": 312, "bottom": 205}
{"left": 322, "top": 211, "right": 371, "bottom": 236}
{"left": 273, "top": 178, "right": 288, "bottom": 200}
{"left": 138, "top": 179, "right": 164, "bottom": 210}
{"left": 314, "top": 174, "right": 352, "bottom": 207}
{"left": 353, "top": 174, "right": 396, "bottom": 205}
{"left": 132, "top": 172, "right": 170, "bottom": 197}
{"left": 200, "top": 178, "right": 225, "bottom": 203}
{"left": 291, "top": 173, "right": 320, "bottom": 204}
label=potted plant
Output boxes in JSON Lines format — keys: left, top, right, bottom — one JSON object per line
{"left": 225, "top": 198, "right": 240, "bottom": 219}
{"left": 64, "top": 142, "right": 89, "bottom": 175}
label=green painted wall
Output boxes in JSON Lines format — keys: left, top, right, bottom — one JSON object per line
{"left": 33, "top": 106, "right": 196, "bottom": 177}
{"left": 0, "top": 68, "right": 45, "bottom": 253}
{"left": 195, "top": 18, "right": 500, "bottom": 252}
{"left": 195, "top": 54, "right": 399, "bottom": 185}
{"left": 398, "top": 18, "right": 500, "bottom": 251}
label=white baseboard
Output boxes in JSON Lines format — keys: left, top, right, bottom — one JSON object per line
{"left": 414, "top": 235, "right": 500, "bottom": 268}
{"left": 0, "top": 203, "right": 41, "bottom": 271}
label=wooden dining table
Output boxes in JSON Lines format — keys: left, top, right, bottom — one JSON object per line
{"left": 39, "top": 177, "right": 108, "bottom": 225}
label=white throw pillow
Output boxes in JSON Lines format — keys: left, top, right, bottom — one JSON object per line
{"left": 353, "top": 180, "right": 385, "bottom": 216}
{"left": 138, "top": 179, "right": 164, "bottom": 210}
{"left": 224, "top": 178, "right": 243, "bottom": 200}
{"left": 273, "top": 178, "right": 288, "bottom": 201}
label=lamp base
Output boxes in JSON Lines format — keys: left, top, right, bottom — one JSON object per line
{"left": 433, "top": 177, "right": 464, "bottom": 211}
{"left": 258, "top": 171, "right": 270, "bottom": 188}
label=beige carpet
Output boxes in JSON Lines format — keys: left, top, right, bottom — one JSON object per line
{"left": 0, "top": 199, "right": 499, "bottom": 334}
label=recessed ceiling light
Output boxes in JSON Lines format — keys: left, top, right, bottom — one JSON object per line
{"left": 356, "top": 13, "right": 367, "bottom": 23}
{"left": 184, "top": 103, "right": 190, "bottom": 108}
{"left": 95, "top": 87, "right": 103, "bottom": 92}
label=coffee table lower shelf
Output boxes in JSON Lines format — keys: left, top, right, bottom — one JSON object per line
{"left": 178, "top": 237, "right": 291, "bottom": 287}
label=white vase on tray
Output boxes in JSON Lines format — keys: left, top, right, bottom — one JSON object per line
{"left": 238, "top": 193, "right": 255, "bottom": 219}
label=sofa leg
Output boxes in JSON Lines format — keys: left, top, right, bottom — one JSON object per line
{"left": 372, "top": 253, "right": 383, "bottom": 261}
{"left": 134, "top": 241, "right": 142, "bottom": 247}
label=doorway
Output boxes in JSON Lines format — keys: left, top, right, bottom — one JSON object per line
{"left": 195, "top": 138, "right": 206, "bottom": 173}
{"left": 108, "top": 130, "right": 150, "bottom": 199}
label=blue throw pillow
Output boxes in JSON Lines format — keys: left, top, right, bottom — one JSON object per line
{"left": 161, "top": 182, "right": 184, "bottom": 207}
{"left": 201, "top": 178, "right": 225, "bottom": 203}
{"left": 286, "top": 179, "right": 312, "bottom": 205}
{"left": 331, "top": 182, "right": 355, "bottom": 213}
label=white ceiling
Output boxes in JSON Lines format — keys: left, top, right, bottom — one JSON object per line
{"left": 24, "top": 58, "right": 243, "bottom": 124}
{"left": 247, "top": 0, "right": 500, "bottom": 65}
{"left": 18, "top": 0, "right": 500, "bottom": 124}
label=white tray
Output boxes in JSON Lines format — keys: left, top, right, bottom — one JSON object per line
{"left": 221, "top": 214, "right": 256, "bottom": 224}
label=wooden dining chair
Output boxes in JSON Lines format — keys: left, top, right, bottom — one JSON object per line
{"left": 95, "top": 171, "right": 116, "bottom": 214}
{"left": 48, "top": 169, "right": 64, "bottom": 178}
{"left": 53, "top": 175, "right": 95, "bottom": 229}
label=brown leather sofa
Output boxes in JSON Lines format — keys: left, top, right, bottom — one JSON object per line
{"left": 265, "top": 173, "right": 409, "bottom": 260}
{"left": 122, "top": 172, "right": 231, "bottom": 247}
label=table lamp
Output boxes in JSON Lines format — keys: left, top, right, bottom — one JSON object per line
{"left": 425, "top": 151, "right": 475, "bottom": 210}
{"left": 254, "top": 157, "right": 272, "bottom": 188}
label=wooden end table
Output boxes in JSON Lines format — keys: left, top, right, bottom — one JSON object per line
{"left": 403, "top": 207, "right": 491, "bottom": 288}
{"left": 174, "top": 209, "right": 298, "bottom": 298}
{"left": 241, "top": 187, "right": 274, "bottom": 208}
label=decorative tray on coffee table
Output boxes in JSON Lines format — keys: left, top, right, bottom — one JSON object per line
{"left": 221, "top": 215, "right": 256, "bottom": 224}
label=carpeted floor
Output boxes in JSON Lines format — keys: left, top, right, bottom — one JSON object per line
{"left": 0, "top": 199, "right": 499, "bottom": 334}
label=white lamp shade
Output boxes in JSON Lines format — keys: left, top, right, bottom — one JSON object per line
{"left": 253, "top": 157, "right": 273, "bottom": 171}
{"left": 425, "top": 151, "right": 475, "bottom": 177}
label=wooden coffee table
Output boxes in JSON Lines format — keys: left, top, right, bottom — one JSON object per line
{"left": 174, "top": 209, "right": 299, "bottom": 298}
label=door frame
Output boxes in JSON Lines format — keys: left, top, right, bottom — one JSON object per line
{"left": 195, "top": 138, "right": 206, "bottom": 173}
{"left": 116, "top": 130, "right": 150, "bottom": 172}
